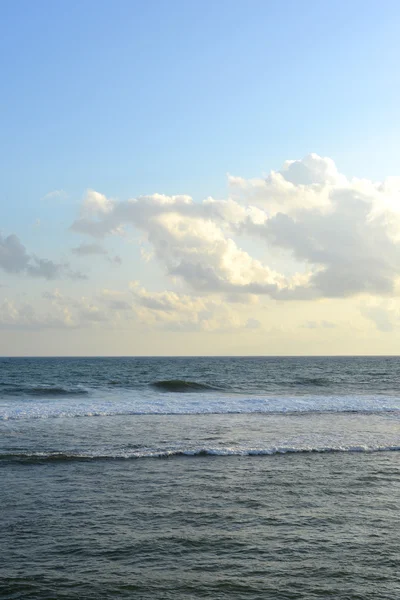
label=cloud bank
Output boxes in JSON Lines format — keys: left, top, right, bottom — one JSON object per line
{"left": 71, "top": 154, "right": 400, "bottom": 300}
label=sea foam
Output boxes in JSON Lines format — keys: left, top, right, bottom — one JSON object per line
{"left": 1, "top": 390, "right": 400, "bottom": 420}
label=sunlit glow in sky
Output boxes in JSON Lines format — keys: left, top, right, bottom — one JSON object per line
{"left": 1, "top": 0, "right": 400, "bottom": 355}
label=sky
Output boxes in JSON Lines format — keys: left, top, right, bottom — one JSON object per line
{"left": 1, "top": 0, "right": 400, "bottom": 356}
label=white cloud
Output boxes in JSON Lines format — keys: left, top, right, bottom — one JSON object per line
{"left": 143, "top": 211, "right": 293, "bottom": 294}
{"left": 70, "top": 154, "right": 400, "bottom": 300}
{"left": 281, "top": 153, "right": 345, "bottom": 186}
{"left": 71, "top": 192, "right": 307, "bottom": 297}
{"left": 80, "top": 189, "right": 114, "bottom": 216}
{"left": 254, "top": 187, "right": 400, "bottom": 297}
{"left": 227, "top": 154, "right": 336, "bottom": 217}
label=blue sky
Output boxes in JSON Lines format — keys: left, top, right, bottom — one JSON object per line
{"left": 1, "top": 1, "right": 400, "bottom": 355}
{"left": 2, "top": 0, "right": 400, "bottom": 211}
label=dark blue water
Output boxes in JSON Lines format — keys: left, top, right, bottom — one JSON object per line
{"left": 1, "top": 357, "right": 400, "bottom": 599}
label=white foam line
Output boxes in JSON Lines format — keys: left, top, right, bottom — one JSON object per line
{"left": 2, "top": 445, "right": 400, "bottom": 460}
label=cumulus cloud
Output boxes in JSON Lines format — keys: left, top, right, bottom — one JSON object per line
{"left": 280, "top": 153, "right": 344, "bottom": 186}
{"left": 0, "top": 233, "right": 87, "bottom": 280}
{"left": 71, "top": 192, "right": 307, "bottom": 298}
{"left": 227, "top": 153, "right": 338, "bottom": 216}
{"left": 250, "top": 189, "right": 400, "bottom": 297}
{"left": 141, "top": 212, "right": 294, "bottom": 295}
{"left": 70, "top": 154, "right": 400, "bottom": 300}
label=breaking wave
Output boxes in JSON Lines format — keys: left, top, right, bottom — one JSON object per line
{"left": 1, "top": 392, "right": 400, "bottom": 420}
{"left": 1, "top": 444, "right": 400, "bottom": 463}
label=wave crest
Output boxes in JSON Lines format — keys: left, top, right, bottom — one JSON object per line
{"left": 1, "top": 384, "right": 88, "bottom": 397}
{"left": 2, "top": 444, "right": 399, "bottom": 462}
{"left": 151, "top": 380, "right": 219, "bottom": 393}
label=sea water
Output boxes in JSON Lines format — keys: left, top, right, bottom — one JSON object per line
{"left": 1, "top": 356, "right": 400, "bottom": 599}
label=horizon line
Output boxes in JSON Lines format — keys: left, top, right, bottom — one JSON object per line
{"left": 0, "top": 354, "right": 399, "bottom": 359}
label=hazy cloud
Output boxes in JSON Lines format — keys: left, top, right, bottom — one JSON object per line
{"left": 71, "top": 242, "right": 122, "bottom": 267}
{"left": 0, "top": 298, "right": 73, "bottom": 330}
{"left": 0, "top": 233, "right": 86, "bottom": 280}
{"left": 128, "top": 282, "right": 257, "bottom": 332}
{"left": 245, "top": 318, "right": 262, "bottom": 329}
{"left": 71, "top": 243, "right": 108, "bottom": 257}
{"left": 302, "top": 320, "right": 337, "bottom": 330}
{"left": 360, "top": 300, "right": 400, "bottom": 333}
{"left": 41, "top": 189, "right": 68, "bottom": 202}
{"left": 31, "top": 284, "right": 255, "bottom": 333}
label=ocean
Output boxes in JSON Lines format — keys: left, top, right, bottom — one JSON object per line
{"left": 1, "top": 356, "right": 400, "bottom": 599}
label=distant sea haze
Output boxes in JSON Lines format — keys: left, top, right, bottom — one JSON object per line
{"left": 2, "top": 356, "right": 400, "bottom": 599}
